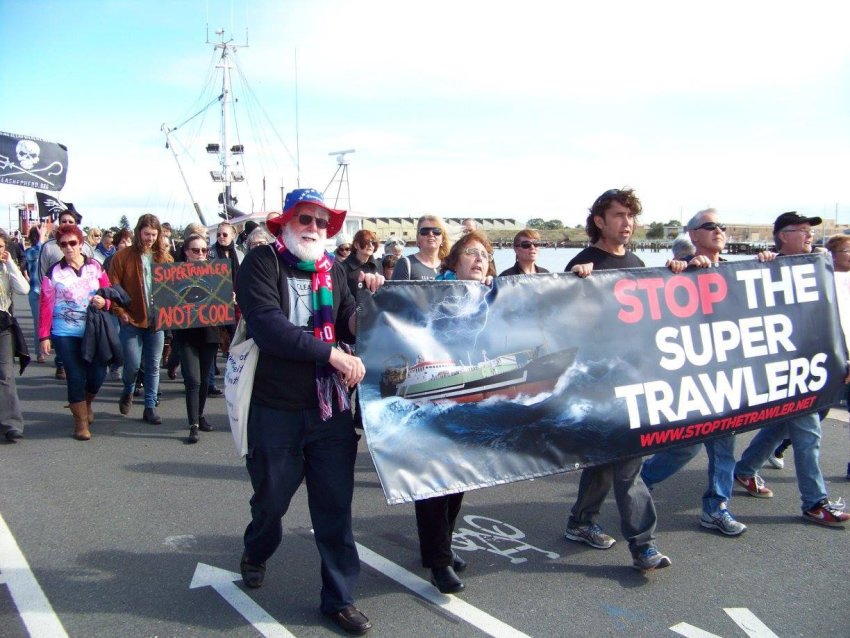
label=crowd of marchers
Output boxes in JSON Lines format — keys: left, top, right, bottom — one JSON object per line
{"left": 0, "top": 188, "right": 848, "bottom": 635}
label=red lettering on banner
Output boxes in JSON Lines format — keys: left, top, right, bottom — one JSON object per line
{"left": 616, "top": 272, "right": 730, "bottom": 324}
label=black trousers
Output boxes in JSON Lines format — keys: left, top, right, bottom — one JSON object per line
{"left": 244, "top": 402, "right": 360, "bottom": 614}
{"left": 177, "top": 340, "right": 217, "bottom": 425}
{"left": 415, "top": 493, "right": 464, "bottom": 568}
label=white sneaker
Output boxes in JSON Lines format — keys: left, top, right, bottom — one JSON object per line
{"left": 766, "top": 453, "right": 784, "bottom": 469}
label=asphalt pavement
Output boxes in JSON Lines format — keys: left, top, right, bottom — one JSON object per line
{"left": 1, "top": 300, "right": 848, "bottom": 637}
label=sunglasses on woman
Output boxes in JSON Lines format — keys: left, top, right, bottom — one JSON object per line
{"left": 419, "top": 227, "right": 442, "bottom": 236}
{"left": 58, "top": 240, "right": 79, "bottom": 248}
{"left": 462, "top": 248, "right": 492, "bottom": 261}
{"left": 516, "top": 241, "right": 541, "bottom": 249}
{"left": 188, "top": 247, "right": 209, "bottom": 255}
{"left": 297, "top": 214, "right": 330, "bottom": 229}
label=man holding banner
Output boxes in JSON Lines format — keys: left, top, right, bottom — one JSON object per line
{"left": 733, "top": 212, "right": 849, "bottom": 526}
{"left": 640, "top": 208, "right": 750, "bottom": 536}
{"left": 563, "top": 188, "right": 674, "bottom": 572}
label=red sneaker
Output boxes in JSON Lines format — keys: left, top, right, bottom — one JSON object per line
{"left": 803, "top": 499, "right": 849, "bottom": 527}
{"left": 734, "top": 474, "right": 774, "bottom": 498}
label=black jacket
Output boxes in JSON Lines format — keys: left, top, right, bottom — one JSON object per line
{"left": 82, "top": 285, "right": 130, "bottom": 366}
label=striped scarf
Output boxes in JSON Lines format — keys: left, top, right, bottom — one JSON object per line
{"left": 275, "top": 237, "right": 351, "bottom": 420}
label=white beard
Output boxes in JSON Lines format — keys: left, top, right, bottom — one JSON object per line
{"left": 282, "top": 224, "right": 326, "bottom": 262}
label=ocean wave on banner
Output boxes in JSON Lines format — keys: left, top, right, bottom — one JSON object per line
{"left": 362, "top": 356, "right": 636, "bottom": 489}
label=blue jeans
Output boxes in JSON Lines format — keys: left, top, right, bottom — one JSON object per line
{"left": 27, "top": 289, "right": 40, "bottom": 353}
{"left": 119, "top": 324, "right": 164, "bottom": 408}
{"left": 735, "top": 413, "right": 827, "bottom": 512}
{"left": 244, "top": 402, "right": 359, "bottom": 614}
{"left": 641, "top": 435, "right": 736, "bottom": 515}
{"left": 51, "top": 335, "right": 107, "bottom": 404}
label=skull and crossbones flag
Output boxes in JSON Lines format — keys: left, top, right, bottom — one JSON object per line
{"left": 0, "top": 131, "right": 68, "bottom": 191}
{"left": 36, "top": 192, "right": 80, "bottom": 222}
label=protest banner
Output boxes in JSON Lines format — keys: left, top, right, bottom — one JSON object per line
{"left": 152, "top": 259, "right": 234, "bottom": 330}
{"left": 357, "top": 254, "right": 846, "bottom": 504}
{"left": 0, "top": 131, "right": 68, "bottom": 191}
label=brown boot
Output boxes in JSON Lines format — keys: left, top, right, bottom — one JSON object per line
{"left": 85, "top": 392, "right": 96, "bottom": 425}
{"left": 69, "top": 402, "right": 91, "bottom": 441}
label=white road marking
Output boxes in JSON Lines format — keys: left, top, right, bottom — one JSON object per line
{"left": 190, "top": 563, "right": 296, "bottom": 638}
{"left": 356, "top": 542, "right": 531, "bottom": 638}
{"left": 670, "top": 623, "right": 723, "bottom": 638}
{"left": 723, "top": 608, "right": 780, "bottom": 638}
{"left": 0, "top": 512, "right": 69, "bottom": 637}
{"left": 671, "top": 608, "right": 779, "bottom": 638}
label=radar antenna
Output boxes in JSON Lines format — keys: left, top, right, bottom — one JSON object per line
{"left": 324, "top": 149, "right": 355, "bottom": 209}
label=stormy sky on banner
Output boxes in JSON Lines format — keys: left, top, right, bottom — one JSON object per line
{"left": 357, "top": 254, "right": 847, "bottom": 504}
{"left": 0, "top": 131, "right": 68, "bottom": 190}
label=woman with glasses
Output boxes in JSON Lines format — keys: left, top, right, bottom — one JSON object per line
{"left": 86, "top": 227, "right": 103, "bottom": 250}
{"left": 340, "top": 230, "right": 383, "bottom": 298}
{"left": 172, "top": 234, "right": 220, "bottom": 443}
{"left": 334, "top": 233, "right": 353, "bottom": 261}
{"left": 407, "top": 230, "right": 496, "bottom": 594}
{"left": 499, "top": 229, "right": 550, "bottom": 276}
{"left": 391, "top": 215, "right": 450, "bottom": 282}
{"left": 0, "top": 229, "right": 29, "bottom": 442}
{"left": 39, "top": 225, "right": 111, "bottom": 440}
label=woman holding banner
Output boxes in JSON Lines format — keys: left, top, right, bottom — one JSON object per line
{"left": 341, "top": 229, "right": 382, "bottom": 298}
{"left": 173, "top": 233, "right": 220, "bottom": 443}
{"left": 39, "top": 225, "right": 111, "bottom": 440}
{"left": 410, "top": 229, "right": 495, "bottom": 595}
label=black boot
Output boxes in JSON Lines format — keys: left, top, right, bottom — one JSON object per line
{"left": 142, "top": 407, "right": 162, "bottom": 425}
{"left": 430, "top": 566, "right": 464, "bottom": 593}
{"left": 187, "top": 425, "right": 200, "bottom": 444}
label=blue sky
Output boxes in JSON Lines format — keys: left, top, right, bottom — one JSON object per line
{"left": 2, "top": 0, "right": 850, "bottom": 231}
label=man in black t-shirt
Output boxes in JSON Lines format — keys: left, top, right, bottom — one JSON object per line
{"left": 563, "top": 188, "right": 677, "bottom": 573}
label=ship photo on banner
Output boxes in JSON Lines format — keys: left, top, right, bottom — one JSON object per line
{"left": 357, "top": 254, "right": 847, "bottom": 504}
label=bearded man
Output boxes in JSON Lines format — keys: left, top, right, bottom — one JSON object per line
{"left": 234, "top": 188, "right": 382, "bottom": 635}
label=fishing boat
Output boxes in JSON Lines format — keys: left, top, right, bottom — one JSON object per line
{"left": 380, "top": 347, "right": 577, "bottom": 403}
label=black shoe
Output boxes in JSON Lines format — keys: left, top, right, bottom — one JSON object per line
{"left": 198, "top": 416, "right": 214, "bottom": 432}
{"left": 187, "top": 425, "right": 200, "bottom": 444}
{"left": 323, "top": 605, "right": 372, "bottom": 635}
{"left": 133, "top": 386, "right": 142, "bottom": 398}
{"left": 142, "top": 407, "right": 162, "bottom": 425}
{"left": 119, "top": 393, "right": 132, "bottom": 415}
{"left": 430, "top": 566, "right": 464, "bottom": 594}
{"left": 240, "top": 552, "right": 266, "bottom": 589}
{"left": 5, "top": 430, "right": 23, "bottom": 443}
{"left": 452, "top": 552, "right": 467, "bottom": 573}
{"left": 207, "top": 387, "right": 223, "bottom": 397}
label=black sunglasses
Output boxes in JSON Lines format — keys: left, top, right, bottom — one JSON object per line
{"left": 297, "top": 213, "right": 330, "bottom": 230}
{"left": 188, "top": 247, "right": 209, "bottom": 254}
{"left": 696, "top": 222, "right": 727, "bottom": 232}
{"left": 419, "top": 227, "right": 442, "bottom": 236}
{"left": 58, "top": 240, "right": 79, "bottom": 248}
{"left": 516, "top": 241, "right": 541, "bottom": 249}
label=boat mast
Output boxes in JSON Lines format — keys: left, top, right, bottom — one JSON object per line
{"left": 209, "top": 27, "right": 248, "bottom": 221}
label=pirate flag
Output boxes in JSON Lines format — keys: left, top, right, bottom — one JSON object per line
{"left": 36, "top": 192, "right": 81, "bottom": 223}
{"left": 0, "top": 132, "right": 68, "bottom": 190}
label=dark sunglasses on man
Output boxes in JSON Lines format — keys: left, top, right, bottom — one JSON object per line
{"left": 516, "top": 241, "right": 541, "bottom": 249}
